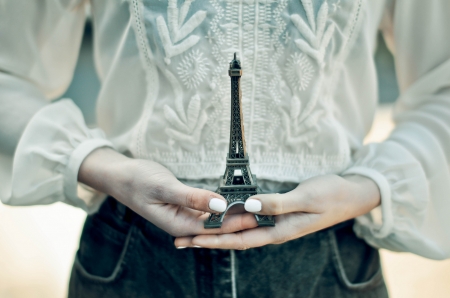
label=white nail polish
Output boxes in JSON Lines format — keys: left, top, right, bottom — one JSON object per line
{"left": 245, "top": 199, "right": 262, "bottom": 212}
{"left": 209, "top": 198, "right": 227, "bottom": 212}
{"left": 193, "top": 245, "right": 202, "bottom": 248}
{"left": 177, "top": 246, "right": 186, "bottom": 249}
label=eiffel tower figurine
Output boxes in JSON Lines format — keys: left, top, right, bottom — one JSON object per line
{"left": 204, "top": 53, "right": 275, "bottom": 229}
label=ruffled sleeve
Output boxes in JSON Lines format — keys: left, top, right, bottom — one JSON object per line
{"left": 0, "top": 1, "right": 113, "bottom": 213}
{"left": 344, "top": 0, "right": 450, "bottom": 259}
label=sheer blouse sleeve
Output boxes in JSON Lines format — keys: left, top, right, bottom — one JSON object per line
{"left": 344, "top": 0, "right": 450, "bottom": 259}
{"left": 0, "top": 1, "right": 113, "bottom": 213}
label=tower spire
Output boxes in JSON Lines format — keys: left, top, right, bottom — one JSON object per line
{"left": 227, "top": 52, "right": 246, "bottom": 159}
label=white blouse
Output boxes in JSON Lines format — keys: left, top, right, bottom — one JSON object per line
{"left": 1, "top": 0, "right": 450, "bottom": 259}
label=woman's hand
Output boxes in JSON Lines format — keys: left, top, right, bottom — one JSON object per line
{"left": 79, "top": 148, "right": 258, "bottom": 237}
{"left": 174, "top": 174, "right": 381, "bottom": 249}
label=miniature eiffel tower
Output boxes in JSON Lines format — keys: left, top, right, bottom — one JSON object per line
{"left": 204, "top": 53, "right": 275, "bottom": 229}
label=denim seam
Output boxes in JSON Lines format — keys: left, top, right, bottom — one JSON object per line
{"left": 307, "top": 232, "right": 331, "bottom": 298}
{"left": 230, "top": 250, "right": 237, "bottom": 298}
{"left": 74, "top": 225, "right": 136, "bottom": 283}
{"left": 328, "top": 229, "right": 383, "bottom": 291}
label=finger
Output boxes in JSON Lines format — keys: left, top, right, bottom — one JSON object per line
{"left": 174, "top": 236, "right": 195, "bottom": 249}
{"left": 165, "top": 183, "right": 228, "bottom": 213}
{"left": 173, "top": 212, "right": 259, "bottom": 247}
{"left": 244, "top": 192, "right": 307, "bottom": 215}
{"left": 145, "top": 202, "right": 258, "bottom": 238}
{"left": 191, "top": 227, "right": 277, "bottom": 250}
{"left": 176, "top": 213, "right": 323, "bottom": 249}
{"left": 194, "top": 212, "right": 259, "bottom": 235}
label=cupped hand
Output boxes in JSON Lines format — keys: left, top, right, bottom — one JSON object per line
{"left": 174, "top": 174, "right": 381, "bottom": 249}
{"left": 79, "top": 148, "right": 258, "bottom": 238}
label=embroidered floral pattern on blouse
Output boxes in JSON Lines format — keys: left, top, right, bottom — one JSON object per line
{"left": 131, "top": 0, "right": 363, "bottom": 182}
{"left": 177, "top": 49, "right": 210, "bottom": 89}
{"left": 291, "top": 0, "right": 335, "bottom": 67}
{"left": 156, "top": 0, "right": 207, "bottom": 64}
{"left": 279, "top": 0, "right": 337, "bottom": 149}
{"left": 285, "top": 52, "right": 315, "bottom": 91}
{"left": 164, "top": 91, "right": 208, "bottom": 144}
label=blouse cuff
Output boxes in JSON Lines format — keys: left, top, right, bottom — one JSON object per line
{"left": 64, "top": 138, "right": 113, "bottom": 209}
{"left": 9, "top": 99, "right": 113, "bottom": 213}
{"left": 341, "top": 166, "right": 393, "bottom": 238}
{"left": 342, "top": 141, "right": 428, "bottom": 252}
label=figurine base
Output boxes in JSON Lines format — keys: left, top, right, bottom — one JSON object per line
{"left": 204, "top": 212, "right": 275, "bottom": 229}
{"left": 204, "top": 175, "right": 275, "bottom": 229}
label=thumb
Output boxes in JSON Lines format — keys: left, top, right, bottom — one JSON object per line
{"left": 244, "top": 192, "right": 305, "bottom": 215}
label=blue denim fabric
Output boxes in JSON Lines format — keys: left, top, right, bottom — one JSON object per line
{"left": 68, "top": 197, "right": 389, "bottom": 297}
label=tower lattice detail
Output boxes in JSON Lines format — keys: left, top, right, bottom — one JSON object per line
{"left": 204, "top": 53, "right": 275, "bottom": 228}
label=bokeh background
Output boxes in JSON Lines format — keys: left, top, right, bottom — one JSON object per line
{"left": 1, "top": 21, "right": 450, "bottom": 298}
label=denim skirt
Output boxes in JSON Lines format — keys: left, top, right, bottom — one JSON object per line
{"left": 68, "top": 197, "right": 389, "bottom": 298}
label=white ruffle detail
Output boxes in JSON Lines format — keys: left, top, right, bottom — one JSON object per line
{"left": 3, "top": 99, "right": 113, "bottom": 213}
{"left": 344, "top": 141, "right": 450, "bottom": 259}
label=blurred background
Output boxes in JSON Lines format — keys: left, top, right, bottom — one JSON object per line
{"left": 1, "top": 21, "right": 450, "bottom": 298}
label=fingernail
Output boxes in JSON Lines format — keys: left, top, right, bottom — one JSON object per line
{"left": 177, "top": 246, "right": 186, "bottom": 249}
{"left": 209, "top": 198, "right": 227, "bottom": 212}
{"left": 245, "top": 199, "right": 262, "bottom": 212}
{"left": 193, "top": 245, "right": 202, "bottom": 248}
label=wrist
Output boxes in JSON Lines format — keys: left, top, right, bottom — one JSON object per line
{"left": 342, "top": 174, "right": 381, "bottom": 217}
{"left": 78, "top": 147, "right": 136, "bottom": 200}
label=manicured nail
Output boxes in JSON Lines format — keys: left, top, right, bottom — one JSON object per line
{"left": 177, "top": 246, "right": 186, "bottom": 249}
{"left": 209, "top": 198, "right": 227, "bottom": 212}
{"left": 193, "top": 245, "right": 202, "bottom": 248}
{"left": 245, "top": 199, "right": 262, "bottom": 212}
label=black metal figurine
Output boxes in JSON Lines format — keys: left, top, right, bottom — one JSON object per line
{"left": 204, "top": 53, "right": 275, "bottom": 229}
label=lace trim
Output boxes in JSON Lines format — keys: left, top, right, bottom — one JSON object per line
{"left": 129, "top": 0, "right": 159, "bottom": 158}
{"left": 329, "top": 0, "right": 363, "bottom": 95}
{"left": 147, "top": 149, "right": 348, "bottom": 182}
